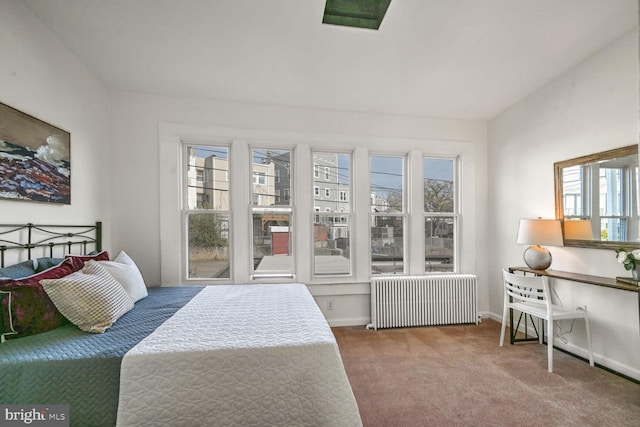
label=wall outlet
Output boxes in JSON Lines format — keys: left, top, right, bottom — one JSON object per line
{"left": 327, "top": 299, "right": 334, "bottom": 311}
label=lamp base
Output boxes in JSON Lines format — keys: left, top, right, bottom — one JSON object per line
{"left": 523, "top": 245, "right": 552, "bottom": 270}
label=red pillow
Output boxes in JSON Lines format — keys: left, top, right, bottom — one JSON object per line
{"left": 0, "top": 259, "right": 77, "bottom": 342}
{"left": 64, "top": 251, "right": 110, "bottom": 271}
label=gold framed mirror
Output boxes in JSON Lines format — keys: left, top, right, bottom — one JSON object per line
{"left": 554, "top": 145, "right": 639, "bottom": 249}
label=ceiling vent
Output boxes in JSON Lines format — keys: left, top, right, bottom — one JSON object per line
{"left": 322, "top": 0, "right": 391, "bottom": 30}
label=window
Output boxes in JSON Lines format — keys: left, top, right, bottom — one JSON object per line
{"left": 171, "top": 129, "right": 465, "bottom": 285}
{"left": 184, "top": 145, "right": 230, "bottom": 280}
{"left": 253, "top": 171, "right": 267, "bottom": 185}
{"left": 251, "top": 149, "right": 293, "bottom": 277}
{"left": 563, "top": 161, "right": 637, "bottom": 241}
{"left": 562, "top": 165, "right": 587, "bottom": 217}
{"left": 312, "top": 151, "right": 352, "bottom": 276}
{"left": 370, "top": 155, "right": 405, "bottom": 275}
{"left": 424, "top": 157, "right": 456, "bottom": 272}
{"left": 600, "top": 166, "right": 629, "bottom": 241}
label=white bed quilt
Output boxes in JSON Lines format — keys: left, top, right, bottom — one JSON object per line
{"left": 116, "top": 284, "right": 362, "bottom": 426}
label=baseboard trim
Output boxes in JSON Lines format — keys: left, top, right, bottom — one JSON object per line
{"left": 487, "top": 311, "right": 640, "bottom": 382}
{"left": 327, "top": 317, "right": 369, "bottom": 327}
{"left": 553, "top": 340, "right": 640, "bottom": 383}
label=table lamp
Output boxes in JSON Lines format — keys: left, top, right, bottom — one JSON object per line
{"left": 563, "top": 219, "right": 594, "bottom": 240}
{"left": 517, "top": 218, "right": 564, "bottom": 270}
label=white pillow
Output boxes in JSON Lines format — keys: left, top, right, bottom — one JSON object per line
{"left": 41, "top": 261, "right": 134, "bottom": 333}
{"left": 97, "top": 251, "right": 148, "bottom": 302}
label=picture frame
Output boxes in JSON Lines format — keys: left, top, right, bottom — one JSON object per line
{"left": 0, "top": 102, "right": 70, "bottom": 204}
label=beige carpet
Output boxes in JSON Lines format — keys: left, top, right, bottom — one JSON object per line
{"left": 333, "top": 320, "right": 640, "bottom": 427}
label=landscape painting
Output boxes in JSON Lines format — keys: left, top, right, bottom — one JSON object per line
{"left": 0, "top": 102, "right": 70, "bottom": 204}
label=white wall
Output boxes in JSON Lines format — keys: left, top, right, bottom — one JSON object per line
{"left": 7, "top": 0, "right": 637, "bottom": 378}
{"left": 2, "top": 0, "right": 489, "bottom": 328}
{"left": 488, "top": 29, "right": 640, "bottom": 379}
{"left": 0, "top": 0, "right": 112, "bottom": 251}
{"left": 110, "top": 91, "right": 488, "bottom": 325}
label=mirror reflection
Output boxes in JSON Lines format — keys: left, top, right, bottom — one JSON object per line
{"left": 554, "top": 145, "right": 639, "bottom": 249}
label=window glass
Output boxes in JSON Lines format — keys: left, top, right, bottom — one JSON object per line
{"left": 252, "top": 210, "right": 292, "bottom": 275}
{"left": 313, "top": 152, "right": 352, "bottom": 276}
{"left": 371, "top": 156, "right": 403, "bottom": 212}
{"left": 424, "top": 158, "right": 454, "bottom": 213}
{"left": 371, "top": 155, "right": 405, "bottom": 274}
{"left": 187, "top": 212, "right": 230, "bottom": 279}
{"left": 251, "top": 149, "right": 291, "bottom": 206}
{"left": 185, "top": 145, "right": 230, "bottom": 279}
{"left": 424, "top": 216, "right": 454, "bottom": 272}
{"left": 563, "top": 165, "right": 585, "bottom": 217}
{"left": 424, "top": 157, "right": 456, "bottom": 273}
{"left": 251, "top": 149, "right": 293, "bottom": 277}
{"left": 599, "top": 168, "right": 623, "bottom": 216}
{"left": 371, "top": 216, "right": 404, "bottom": 274}
{"left": 181, "top": 142, "right": 463, "bottom": 281}
{"left": 600, "top": 167, "right": 626, "bottom": 241}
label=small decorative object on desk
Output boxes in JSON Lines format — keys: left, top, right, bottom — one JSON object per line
{"left": 615, "top": 248, "right": 640, "bottom": 281}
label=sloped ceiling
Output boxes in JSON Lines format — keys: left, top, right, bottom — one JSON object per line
{"left": 24, "top": 0, "right": 638, "bottom": 120}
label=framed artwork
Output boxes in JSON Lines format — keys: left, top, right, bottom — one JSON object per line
{"left": 0, "top": 102, "right": 70, "bottom": 204}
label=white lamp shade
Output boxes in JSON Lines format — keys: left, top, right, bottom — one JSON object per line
{"left": 563, "top": 220, "right": 594, "bottom": 240}
{"left": 517, "top": 219, "right": 564, "bottom": 247}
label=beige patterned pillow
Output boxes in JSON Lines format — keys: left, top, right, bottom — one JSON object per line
{"left": 41, "top": 260, "right": 134, "bottom": 333}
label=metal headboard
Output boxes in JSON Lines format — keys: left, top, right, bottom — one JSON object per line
{"left": 0, "top": 222, "right": 102, "bottom": 268}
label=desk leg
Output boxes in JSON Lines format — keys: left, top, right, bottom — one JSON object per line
{"left": 510, "top": 308, "right": 541, "bottom": 344}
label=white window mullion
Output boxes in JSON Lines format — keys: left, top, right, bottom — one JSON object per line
{"left": 296, "top": 144, "right": 312, "bottom": 282}
{"left": 231, "top": 140, "right": 251, "bottom": 283}
{"left": 408, "top": 149, "right": 424, "bottom": 275}
{"left": 353, "top": 146, "right": 370, "bottom": 281}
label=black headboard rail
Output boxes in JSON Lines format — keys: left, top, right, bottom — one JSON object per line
{"left": 0, "top": 222, "right": 102, "bottom": 268}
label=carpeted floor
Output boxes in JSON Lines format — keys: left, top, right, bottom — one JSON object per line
{"left": 333, "top": 320, "right": 640, "bottom": 427}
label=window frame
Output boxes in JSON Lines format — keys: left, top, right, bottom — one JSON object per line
{"left": 369, "top": 153, "right": 407, "bottom": 276}
{"left": 165, "top": 125, "right": 469, "bottom": 286}
{"left": 181, "top": 142, "right": 232, "bottom": 283}
{"left": 311, "top": 150, "right": 354, "bottom": 278}
{"left": 423, "top": 155, "right": 459, "bottom": 273}
{"left": 250, "top": 146, "right": 295, "bottom": 279}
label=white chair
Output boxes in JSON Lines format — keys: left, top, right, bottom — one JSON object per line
{"left": 499, "top": 269, "right": 594, "bottom": 373}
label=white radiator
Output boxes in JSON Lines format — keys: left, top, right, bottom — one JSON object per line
{"left": 367, "top": 274, "right": 479, "bottom": 330}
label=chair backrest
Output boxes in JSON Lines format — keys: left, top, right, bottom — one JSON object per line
{"left": 502, "top": 269, "right": 551, "bottom": 309}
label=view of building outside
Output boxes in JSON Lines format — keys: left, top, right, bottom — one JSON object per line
{"left": 186, "top": 146, "right": 457, "bottom": 279}
{"left": 370, "top": 155, "right": 405, "bottom": 274}
{"left": 251, "top": 149, "right": 293, "bottom": 276}
{"left": 313, "top": 152, "right": 351, "bottom": 276}
{"left": 186, "top": 145, "right": 231, "bottom": 279}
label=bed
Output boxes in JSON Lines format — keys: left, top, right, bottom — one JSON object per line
{"left": 0, "top": 223, "right": 362, "bottom": 427}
